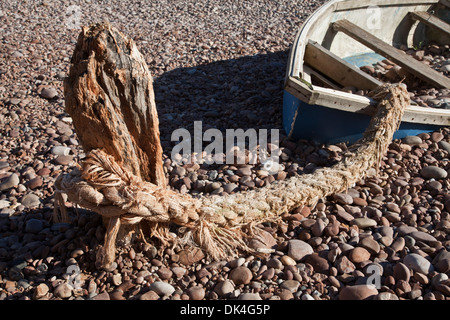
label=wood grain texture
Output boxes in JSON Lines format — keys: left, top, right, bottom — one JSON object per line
{"left": 64, "top": 23, "right": 166, "bottom": 187}
{"left": 332, "top": 19, "right": 450, "bottom": 89}
{"left": 410, "top": 11, "right": 450, "bottom": 36}
{"left": 304, "top": 40, "right": 383, "bottom": 90}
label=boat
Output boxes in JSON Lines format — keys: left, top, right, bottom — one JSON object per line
{"left": 283, "top": 0, "right": 450, "bottom": 144}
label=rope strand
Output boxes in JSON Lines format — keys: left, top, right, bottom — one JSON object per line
{"left": 55, "top": 83, "right": 409, "bottom": 270}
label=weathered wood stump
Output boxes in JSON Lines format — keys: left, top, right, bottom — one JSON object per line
{"left": 65, "top": 23, "right": 165, "bottom": 185}
{"left": 64, "top": 23, "right": 167, "bottom": 250}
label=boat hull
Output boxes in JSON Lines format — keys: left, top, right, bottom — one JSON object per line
{"left": 283, "top": 90, "right": 442, "bottom": 144}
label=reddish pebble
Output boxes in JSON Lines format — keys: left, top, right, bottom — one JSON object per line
{"left": 339, "top": 284, "right": 378, "bottom": 300}
{"left": 349, "top": 247, "right": 371, "bottom": 264}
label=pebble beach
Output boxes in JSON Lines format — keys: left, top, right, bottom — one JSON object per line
{"left": 0, "top": 0, "right": 450, "bottom": 301}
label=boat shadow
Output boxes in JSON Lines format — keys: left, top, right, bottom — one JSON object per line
{"left": 152, "top": 50, "right": 289, "bottom": 151}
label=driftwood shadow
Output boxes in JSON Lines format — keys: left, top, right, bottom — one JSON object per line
{"left": 153, "top": 50, "right": 289, "bottom": 151}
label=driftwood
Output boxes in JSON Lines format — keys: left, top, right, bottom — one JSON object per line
{"left": 56, "top": 23, "right": 410, "bottom": 270}
{"left": 64, "top": 23, "right": 165, "bottom": 186}
{"left": 62, "top": 23, "right": 166, "bottom": 245}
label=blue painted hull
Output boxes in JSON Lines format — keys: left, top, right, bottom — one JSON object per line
{"left": 283, "top": 51, "right": 444, "bottom": 144}
{"left": 283, "top": 90, "right": 440, "bottom": 145}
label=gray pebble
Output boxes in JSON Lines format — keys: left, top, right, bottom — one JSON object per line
{"left": 301, "top": 293, "right": 315, "bottom": 300}
{"left": 438, "top": 140, "right": 450, "bottom": 153}
{"left": 420, "top": 166, "right": 447, "bottom": 180}
{"left": 214, "top": 279, "right": 234, "bottom": 297}
{"left": 397, "top": 225, "right": 417, "bottom": 236}
{"left": 403, "top": 136, "right": 422, "bottom": 145}
{"left": 229, "top": 257, "right": 245, "bottom": 268}
{"left": 40, "top": 88, "right": 58, "bottom": 99}
{"left": 404, "top": 235, "right": 416, "bottom": 248}
{"left": 0, "top": 173, "right": 20, "bottom": 191}
{"left": 333, "top": 193, "right": 353, "bottom": 205}
{"left": 378, "top": 226, "right": 394, "bottom": 238}
{"left": 267, "top": 258, "right": 283, "bottom": 270}
{"left": 312, "top": 218, "right": 326, "bottom": 236}
{"left": 208, "top": 170, "right": 218, "bottom": 180}
{"left": 21, "top": 194, "right": 41, "bottom": 208}
{"left": 431, "top": 273, "right": 448, "bottom": 288}
{"left": 410, "top": 231, "right": 438, "bottom": 243}
{"left": 172, "top": 166, "right": 186, "bottom": 176}
{"left": 236, "top": 167, "right": 251, "bottom": 176}
{"left": 0, "top": 200, "right": 11, "bottom": 209}
{"left": 373, "top": 292, "right": 399, "bottom": 300}
{"left": 149, "top": 281, "right": 175, "bottom": 296}
{"left": 223, "top": 183, "right": 238, "bottom": 193}
{"left": 205, "top": 182, "right": 221, "bottom": 193}
{"left": 403, "top": 253, "right": 434, "bottom": 275}
{"left": 440, "top": 64, "right": 450, "bottom": 73}
{"left": 8, "top": 267, "right": 24, "bottom": 281}
{"left": 17, "top": 279, "right": 30, "bottom": 290}
{"left": 51, "top": 146, "right": 71, "bottom": 156}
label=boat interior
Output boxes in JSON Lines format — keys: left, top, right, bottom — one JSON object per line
{"left": 284, "top": 0, "right": 450, "bottom": 127}
{"left": 288, "top": 0, "right": 450, "bottom": 91}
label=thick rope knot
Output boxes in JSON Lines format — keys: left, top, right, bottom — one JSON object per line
{"left": 54, "top": 83, "right": 409, "bottom": 270}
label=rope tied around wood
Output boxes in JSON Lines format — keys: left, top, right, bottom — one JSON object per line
{"left": 55, "top": 84, "right": 409, "bottom": 270}
{"left": 54, "top": 23, "right": 410, "bottom": 270}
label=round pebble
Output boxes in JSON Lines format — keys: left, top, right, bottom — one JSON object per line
{"left": 0, "top": 173, "right": 20, "bottom": 191}
{"left": 403, "top": 253, "right": 434, "bottom": 275}
{"left": 305, "top": 253, "right": 330, "bottom": 274}
{"left": 239, "top": 293, "right": 262, "bottom": 300}
{"left": 280, "top": 280, "right": 300, "bottom": 293}
{"left": 281, "top": 255, "right": 296, "bottom": 266}
{"left": 349, "top": 247, "right": 371, "bottom": 264}
{"left": 393, "top": 262, "right": 410, "bottom": 282}
{"left": 359, "top": 237, "right": 380, "bottom": 254}
{"left": 351, "top": 218, "right": 377, "bottom": 229}
{"left": 51, "top": 146, "right": 71, "bottom": 156}
{"left": 339, "top": 285, "right": 378, "bottom": 300}
{"left": 21, "top": 194, "right": 41, "bottom": 208}
{"left": 25, "top": 219, "right": 44, "bottom": 233}
{"left": 287, "top": 240, "right": 313, "bottom": 261}
{"left": 54, "top": 155, "right": 73, "bottom": 166}
{"left": 420, "top": 166, "right": 447, "bottom": 179}
{"left": 214, "top": 280, "right": 234, "bottom": 297}
{"left": 40, "top": 88, "right": 58, "bottom": 99}
{"left": 403, "top": 136, "right": 422, "bottom": 145}
{"left": 149, "top": 282, "right": 175, "bottom": 296}
{"left": 373, "top": 292, "right": 399, "bottom": 300}
{"left": 139, "top": 290, "right": 159, "bottom": 300}
{"left": 34, "top": 283, "right": 49, "bottom": 299}
{"left": 186, "top": 287, "right": 205, "bottom": 300}
{"left": 53, "top": 283, "right": 73, "bottom": 299}
{"left": 229, "top": 266, "right": 253, "bottom": 285}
